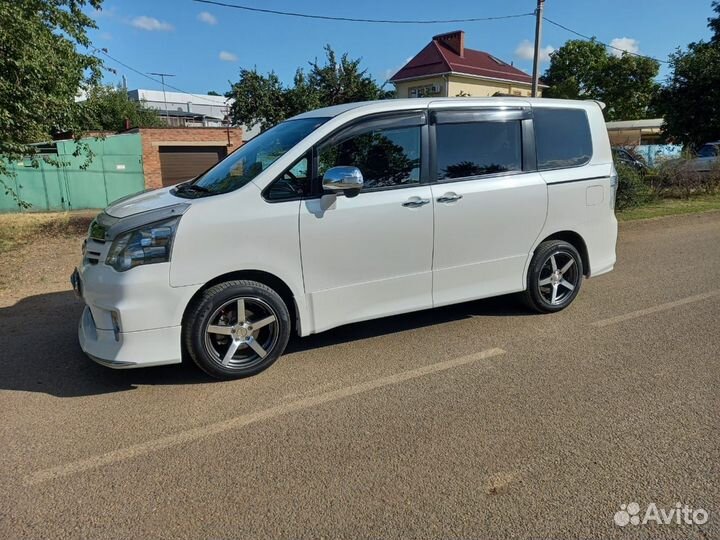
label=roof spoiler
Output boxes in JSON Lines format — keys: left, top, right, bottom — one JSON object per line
{"left": 591, "top": 100, "right": 606, "bottom": 110}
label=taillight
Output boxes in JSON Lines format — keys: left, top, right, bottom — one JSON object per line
{"left": 609, "top": 165, "right": 619, "bottom": 210}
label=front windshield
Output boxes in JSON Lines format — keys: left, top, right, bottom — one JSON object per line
{"left": 698, "top": 144, "right": 719, "bottom": 158}
{"left": 186, "top": 117, "right": 329, "bottom": 195}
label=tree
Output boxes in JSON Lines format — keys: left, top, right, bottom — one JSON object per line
{"left": 542, "top": 39, "right": 660, "bottom": 121}
{"left": 656, "top": 2, "right": 720, "bottom": 147}
{"left": 306, "top": 46, "right": 385, "bottom": 106}
{"left": 227, "top": 45, "right": 388, "bottom": 131}
{"left": 80, "top": 86, "right": 163, "bottom": 131}
{"left": 227, "top": 69, "right": 288, "bottom": 131}
{"left": 207, "top": 91, "right": 221, "bottom": 96}
{"left": 542, "top": 40, "right": 608, "bottom": 100}
{"left": 709, "top": 1, "right": 720, "bottom": 42}
{"left": 0, "top": 0, "right": 103, "bottom": 199}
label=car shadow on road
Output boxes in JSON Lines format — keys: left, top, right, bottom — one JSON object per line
{"left": 0, "top": 289, "right": 531, "bottom": 398}
{"left": 286, "top": 294, "right": 532, "bottom": 354}
{"left": 0, "top": 290, "right": 214, "bottom": 398}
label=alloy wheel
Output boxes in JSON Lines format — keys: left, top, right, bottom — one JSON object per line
{"left": 537, "top": 250, "right": 580, "bottom": 306}
{"left": 203, "top": 296, "right": 280, "bottom": 369}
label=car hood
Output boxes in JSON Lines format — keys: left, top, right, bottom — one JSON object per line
{"left": 105, "top": 187, "right": 184, "bottom": 218}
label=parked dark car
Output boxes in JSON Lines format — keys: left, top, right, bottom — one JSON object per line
{"left": 612, "top": 147, "right": 647, "bottom": 174}
{"left": 685, "top": 141, "right": 720, "bottom": 172}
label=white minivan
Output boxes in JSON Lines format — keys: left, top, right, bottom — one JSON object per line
{"left": 72, "top": 98, "right": 618, "bottom": 379}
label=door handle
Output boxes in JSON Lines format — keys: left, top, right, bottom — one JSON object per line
{"left": 402, "top": 197, "right": 431, "bottom": 208}
{"left": 436, "top": 192, "right": 463, "bottom": 203}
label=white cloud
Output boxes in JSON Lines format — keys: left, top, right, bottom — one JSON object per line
{"left": 131, "top": 16, "right": 174, "bottom": 31}
{"left": 609, "top": 37, "right": 640, "bottom": 57}
{"left": 198, "top": 11, "right": 217, "bottom": 25}
{"left": 515, "top": 39, "right": 555, "bottom": 62}
{"left": 219, "top": 51, "right": 238, "bottom": 62}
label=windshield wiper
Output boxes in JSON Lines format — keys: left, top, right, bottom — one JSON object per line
{"left": 174, "top": 183, "right": 211, "bottom": 197}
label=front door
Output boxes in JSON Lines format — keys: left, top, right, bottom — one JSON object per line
{"left": 299, "top": 113, "right": 434, "bottom": 334}
{"left": 429, "top": 108, "right": 547, "bottom": 307}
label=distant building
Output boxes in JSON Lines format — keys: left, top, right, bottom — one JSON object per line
{"left": 390, "top": 30, "right": 543, "bottom": 98}
{"left": 605, "top": 118, "right": 665, "bottom": 146}
{"left": 128, "top": 89, "right": 231, "bottom": 127}
{"left": 127, "top": 89, "right": 261, "bottom": 140}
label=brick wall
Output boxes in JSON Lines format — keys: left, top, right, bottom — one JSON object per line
{"left": 138, "top": 127, "right": 244, "bottom": 189}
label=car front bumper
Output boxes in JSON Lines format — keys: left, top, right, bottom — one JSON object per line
{"left": 74, "top": 256, "right": 201, "bottom": 369}
{"left": 78, "top": 306, "right": 184, "bottom": 368}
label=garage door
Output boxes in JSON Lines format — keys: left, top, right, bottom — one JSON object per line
{"left": 159, "top": 146, "right": 227, "bottom": 186}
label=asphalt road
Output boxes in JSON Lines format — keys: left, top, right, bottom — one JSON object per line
{"left": 1, "top": 212, "right": 719, "bottom": 539}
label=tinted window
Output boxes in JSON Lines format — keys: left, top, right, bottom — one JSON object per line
{"left": 265, "top": 155, "right": 310, "bottom": 201}
{"left": 436, "top": 121, "right": 522, "bottom": 180}
{"left": 318, "top": 126, "right": 421, "bottom": 189}
{"left": 534, "top": 108, "right": 592, "bottom": 170}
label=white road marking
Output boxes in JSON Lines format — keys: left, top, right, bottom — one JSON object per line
{"left": 25, "top": 347, "right": 506, "bottom": 486}
{"left": 592, "top": 290, "right": 720, "bottom": 328}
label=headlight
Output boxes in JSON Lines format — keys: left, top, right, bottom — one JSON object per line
{"left": 106, "top": 217, "right": 180, "bottom": 272}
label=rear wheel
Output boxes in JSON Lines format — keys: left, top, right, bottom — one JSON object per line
{"left": 184, "top": 280, "right": 291, "bottom": 379}
{"left": 523, "top": 240, "right": 583, "bottom": 313}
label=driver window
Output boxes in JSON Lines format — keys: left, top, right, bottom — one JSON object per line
{"left": 318, "top": 125, "right": 421, "bottom": 190}
{"left": 265, "top": 155, "right": 310, "bottom": 201}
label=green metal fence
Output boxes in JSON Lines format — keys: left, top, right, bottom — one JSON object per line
{"left": 0, "top": 133, "right": 145, "bottom": 213}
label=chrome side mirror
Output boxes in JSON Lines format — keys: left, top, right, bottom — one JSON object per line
{"left": 322, "top": 166, "right": 364, "bottom": 193}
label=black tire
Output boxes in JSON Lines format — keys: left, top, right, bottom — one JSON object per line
{"left": 183, "top": 280, "right": 291, "bottom": 380}
{"left": 522, "top": 240, "right": 584, "bottom": 313}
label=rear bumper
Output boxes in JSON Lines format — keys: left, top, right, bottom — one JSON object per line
{"left": 78, "top": 306, "right": 183, "bottom": 369}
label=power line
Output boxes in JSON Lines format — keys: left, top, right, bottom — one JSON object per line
{"left": 92, "top": 47, "right": 231, "bottom": 107}
{"left": 543, "top": 17, "right": 669, "bottom": 64}
{"left": 192, "top": 0, "right": 534, "bottom": 24}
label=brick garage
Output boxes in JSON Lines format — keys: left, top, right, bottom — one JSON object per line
{"left": 136, "top": 127, "right": 244, "bottom": 189}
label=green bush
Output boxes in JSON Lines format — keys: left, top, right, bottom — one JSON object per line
{"left": 615, "top": 163, "right": 654, "bottom": 210}
{"left": 654, "top": 158, "right": 720, "bottom": 199}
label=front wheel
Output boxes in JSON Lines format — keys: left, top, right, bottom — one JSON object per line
{"left": 522, "top": 240, "right": 583, "bottom": 313}
{"left": 183, "top": 280, "right": 291, "bottom": 379}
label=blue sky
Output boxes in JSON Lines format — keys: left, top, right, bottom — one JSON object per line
{"left": 88, "top": 0, "right": 716, "bottom": 95}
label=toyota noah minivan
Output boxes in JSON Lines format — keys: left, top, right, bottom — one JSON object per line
{"left": 72, "top": 98, "right": 618, "bottom": 379}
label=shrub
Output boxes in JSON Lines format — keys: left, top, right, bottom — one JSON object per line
{"left": 655, "top": 158, "right": 720, "bottom": 199}
{"left": 615, "top": 163, "right": 654, "bottom": 210}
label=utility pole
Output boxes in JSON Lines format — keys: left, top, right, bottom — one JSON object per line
{"left": 149, "top": 72, "right": 175, "bottom": 124}
{"left": 531, "top": 0, "right": 545, "bottom": 98}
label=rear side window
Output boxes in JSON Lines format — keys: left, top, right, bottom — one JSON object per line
{"left": 534, "top": 108, "right": 592, "bottom": 170}
{"left": 435, "top": 121, "right": 522, "bottom": 180}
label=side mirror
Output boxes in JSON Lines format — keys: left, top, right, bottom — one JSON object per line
{"left": 322, "top": 166, "right": 364, "bottom": 194}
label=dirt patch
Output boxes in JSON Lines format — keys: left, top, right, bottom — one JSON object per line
{"left": 0, "top": 212, "right": 95, "bottom": 305}
{"left": 484, "top": 471, "right": 519, "bottom": 495}
{"left": 0, "top": 211, "right": 97, "bottom": 255}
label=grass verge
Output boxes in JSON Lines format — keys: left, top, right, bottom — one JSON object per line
{"left": 617, "top": 194, "right": 720, "bottom": 222}
{"left": 1, "top": 195, "right": 719, "bottom": 254}
{"left": 0, "top": 210, "right": 97, "bottom": 255}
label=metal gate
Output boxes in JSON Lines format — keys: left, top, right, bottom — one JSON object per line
{"left": 0, "top": 133, "right": 145, "bottom": 212}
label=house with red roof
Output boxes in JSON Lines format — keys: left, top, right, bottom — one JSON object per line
{"left": 390, "top": 30, "right": 545, "bottom": 98}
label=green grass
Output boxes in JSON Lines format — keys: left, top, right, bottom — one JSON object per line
{"left": 618, "top": 194, "right": 720, "bottom": 221}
